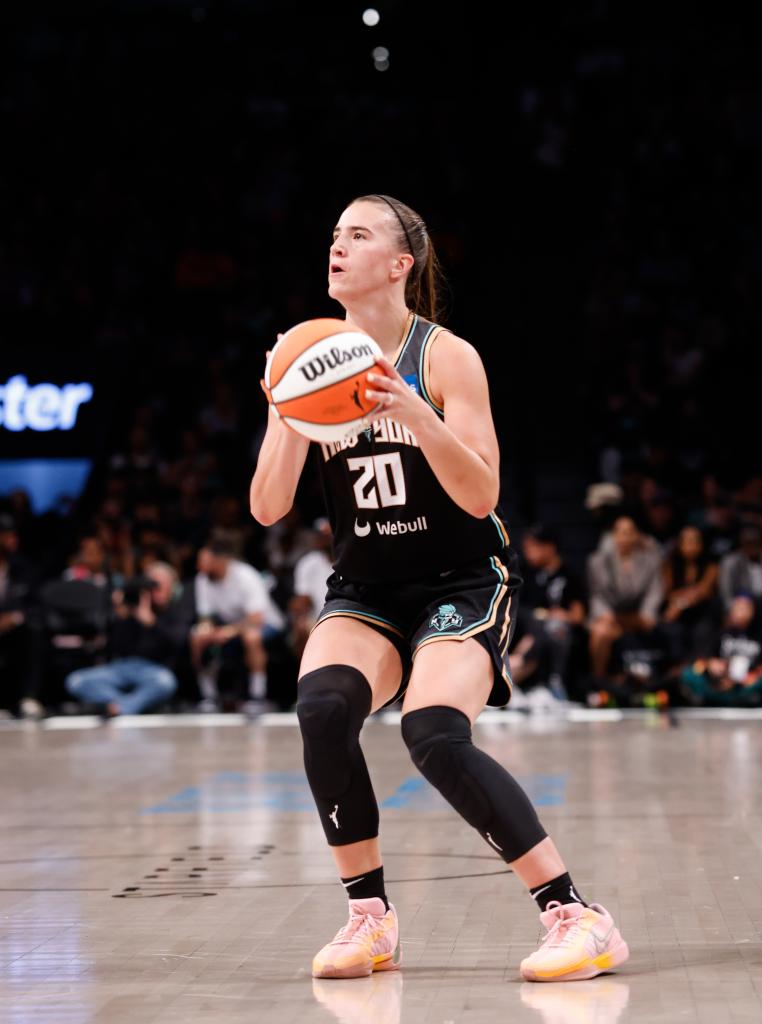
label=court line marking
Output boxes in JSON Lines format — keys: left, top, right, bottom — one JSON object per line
{"left": 3, "top": 706, "right": 762, "bottom": 732}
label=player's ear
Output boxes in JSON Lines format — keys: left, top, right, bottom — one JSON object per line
{"left": 390, "top": 253, "right": 414, "bottom": 280}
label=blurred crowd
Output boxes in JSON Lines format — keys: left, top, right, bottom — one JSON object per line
{"left": 509, "top": 493, "right": 762, "bottom": 711}
{"left": 1, "top": 464, "right": 760, "bottom": 719}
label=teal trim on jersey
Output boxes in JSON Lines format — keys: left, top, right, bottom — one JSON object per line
{"left": 417, "top": 324, "right": 445, "bottom": 416}
{"left": 393, "top": 314, "right": 419, "bottom": 370}
{"left": 489, "top": 511, "right": 508, "bottom": 547}
{"left": 417, "top": 556, "right": 506, "bottom": 642}
{"left": 320, "top": 606, "right": 404, "bottom": 633}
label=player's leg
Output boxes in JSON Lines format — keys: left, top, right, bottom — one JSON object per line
{"left": 400, "top": 636, "right": 629, "bottom": 981}
{"left": 297, "top": 615, "right": 404, "bottom": 978}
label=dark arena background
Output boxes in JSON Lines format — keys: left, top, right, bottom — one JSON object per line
{"left": 1, "top": 3, "right": 760, "bottom": 1022}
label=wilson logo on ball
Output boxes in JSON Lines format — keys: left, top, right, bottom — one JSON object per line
{"left": 298, "top": 344, "right": 376, "bottom": 382}
{"left": 263, "top": 318, "right": 386, "bottom": 444}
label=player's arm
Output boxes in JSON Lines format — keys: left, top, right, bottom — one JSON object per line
{"left": 250, "top": 341, "right": 311, "bottom": 525}
{"left": 419, "top": 332, "right": 501, "bottom": 517}
{"left": 366, "top": 331, "right": 500, "bottom": 518}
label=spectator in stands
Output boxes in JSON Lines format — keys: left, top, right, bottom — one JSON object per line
{"left": 660, "top": 525, "right": 719, "bottom": 664}
{"left": 288, "top": 518, "right": 333, "bottom": 661}
{"left": 64, "top": 562, "right": 187, "bottom": 717}
{"left": 584, "top": 483, "right": 625, "bottom": 542}
{"left": 191, "top": 535, "right": 285, "bottom": 713}
{"left": 696, "top": 492, "right": 738, "bottom": 560}
{"left": 63, "top": 535, "right": 113, "bottom": 587}
{"left": 719, "top": 523, "right": 762, "bottom": 612}
{"left": 92, "top": 497, "right": 135, "bottom": 581}
{"left": 642, "top": 489, "right": 679, "bottom": 549}
{"left": 207, "top": 494, "right": 251, "bottom": 561}
{"left": 262, "top": 505, "right": 316, "bottom": 608}
{"left": 680, "top": 593, "right": 762, "bottom": 707}
{"left": 587, "top": 515, "right": 663, "bottom": 683}
{"left": 0, "top": 513, "right": 46, "bottom": 719}
{"left": 519, "top": 524, "right": 586, "bottom": 700}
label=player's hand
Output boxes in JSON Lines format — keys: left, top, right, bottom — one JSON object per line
{"left": 259, "top": 334, "right": 282, "bottom": 399}
{"left": 364, "top": 354, "right": 433, "bottom": 433}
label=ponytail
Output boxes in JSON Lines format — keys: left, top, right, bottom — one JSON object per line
{"left": 351, "top": 193, "right": 449, "bottom": 324}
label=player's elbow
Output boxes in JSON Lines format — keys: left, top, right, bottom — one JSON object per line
{"left": 471, "top": 502, "right": 494, "bottom": 519}
{"left": 250, "top": 502, "right": 289, "bottom": 527}
{"left": 471, "top": 480, "right": 500, "bottom": 519}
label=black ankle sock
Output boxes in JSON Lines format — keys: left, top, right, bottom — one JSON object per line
{"left": 340, "top": 865, "right": 389, "bottom": 910}
{"left": 529, "top": 871, "right": 588, "bottom": 912}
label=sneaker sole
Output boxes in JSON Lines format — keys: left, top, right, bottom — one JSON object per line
{"left": 312, "top": 939, "right": 402, "bottom": 979}
{"left": 520, "top": 938, "right": 629, "bottom": 982}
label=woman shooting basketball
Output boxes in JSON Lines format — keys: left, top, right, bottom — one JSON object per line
{"left": 250, "top": 194, "right": 629, "bottom": 982}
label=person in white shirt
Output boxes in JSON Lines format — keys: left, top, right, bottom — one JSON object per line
{"left": 191, "top": 535, "right": 285, "bottom": 712}
{"left": 288, "top": 518, "right": 333, "bottom": 660}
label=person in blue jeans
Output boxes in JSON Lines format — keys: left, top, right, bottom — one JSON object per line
{"left": 65, "top": 562, "right": 190, "bottom": 716}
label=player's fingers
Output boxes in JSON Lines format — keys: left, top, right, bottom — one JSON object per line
{"left": 367, "top": 371, "right": 393, "bottom": 385}
{"left": 264, "top": 333, "right": 282, "bottom": 364}
{"left": 366, "top": 388, "right": 394, "bottom": 407}
{"left": 374, "top": 354, "right": 398, "bottom": 377}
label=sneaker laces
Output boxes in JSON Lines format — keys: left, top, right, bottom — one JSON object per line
{"left": 540, "top": 911, "right": 586, "bottom": 949}
{"left": 332, "top": 908, "right": 386, "bottom": 946}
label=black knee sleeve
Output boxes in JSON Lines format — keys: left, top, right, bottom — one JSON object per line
{"left": 296, "top": 664, "right": 379, "bottom": 846}
{"left": 401, "top": 705, "right": 547, "bottom": 862}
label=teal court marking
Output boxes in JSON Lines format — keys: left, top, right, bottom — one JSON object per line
{"left": 142, "top": 771, "right": 567, "bottom": 815}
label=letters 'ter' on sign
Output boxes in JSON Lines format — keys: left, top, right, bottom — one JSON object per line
{"left": 0, "top": 374, "right": 94, "bottom": 432}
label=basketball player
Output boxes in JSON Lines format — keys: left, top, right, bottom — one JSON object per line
{"left": 250, "top": 194, "right": 629, "bottom": 982}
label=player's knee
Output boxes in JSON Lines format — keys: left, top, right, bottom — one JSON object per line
{"left": 401, "top": 705, "right": 491, "bottom": 827}
{"left": 402, "top": 702, "right": 470, "bottom": 758}
{"left": 296, "top": 664, "right": 372, "bottom": 793}
{"left": 296, "top": 664, "right": 371, "bottom": 738}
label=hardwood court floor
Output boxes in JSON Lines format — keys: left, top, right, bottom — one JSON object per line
{"left": 1, "top": 708, "right": 761, "bottom": 1023}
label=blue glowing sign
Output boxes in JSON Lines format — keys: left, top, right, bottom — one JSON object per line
{"left": 0, "top": 374, "right": 94, "bottom": 432}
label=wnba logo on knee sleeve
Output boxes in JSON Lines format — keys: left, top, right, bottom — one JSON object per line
{"left": 329, "top": 804, "right": 340, "bottom": 829}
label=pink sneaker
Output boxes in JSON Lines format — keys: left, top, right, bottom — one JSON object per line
{"left": 520, "top": 900, "right": 629, "bottom": 982}
{"left": 312, "top": 897, "right": 402, "bottom": 979}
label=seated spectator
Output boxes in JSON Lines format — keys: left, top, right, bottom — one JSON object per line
{"left": 587, "top": 515, "right": 663, "bottom": 684}
{"left": 519, "top": 524, "right": 586, "bottom": 700}
{"left": 63, "top": 535, "right": 114, "bottom": 587}
{"left": 680, "top": 594, "right": 762, "bottom": 707}
{"left": 695, "top": 492, "right": 738, "bottom": 560}
{"left": 191, "top": 535, "right": 285, "bottom": 713}
{"left": 660, "top": 525, "right": 719, "bottom": 664}
{"left": 719, "top": 523, "right": 762, "bottom": 612}
{"left": 64, "top": 562, "right": 187, "bottom": 717}
{"left": 642, "top": 489, "right": 679, "bottom": 549}
{"left": 288, "top": 518, "right": 333, "bottom": 661}
{"left": 0, "top": 513, "right": 46, "bottom": 719}
{"left": 263, "top": 506, "right": 317, "bottom": 607}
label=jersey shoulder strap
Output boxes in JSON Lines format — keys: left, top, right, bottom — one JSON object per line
{"left": 395, "top": 314, "right": 448, "bottom": 416}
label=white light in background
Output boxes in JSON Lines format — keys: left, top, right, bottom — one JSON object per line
{"left": 372, "top": 44, "right": 390, "bottom": 72}
{"left": 362, "top": 9, "right": 381, "bottom": 27}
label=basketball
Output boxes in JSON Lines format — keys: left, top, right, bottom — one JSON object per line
{"left": 262, "top": 318, "right": 385, "bottom": 443}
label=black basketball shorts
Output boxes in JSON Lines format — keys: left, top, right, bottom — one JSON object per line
{"left": 310, "top": 548, "right": 523, "bottom": 709}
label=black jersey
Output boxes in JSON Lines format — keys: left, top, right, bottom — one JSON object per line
{"left": 312, "top": 309, "right": 512, "bottom": 583}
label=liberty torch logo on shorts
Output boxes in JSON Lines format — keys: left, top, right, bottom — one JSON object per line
{"left": 429, "top": 603, "right": 463, "bottom": 631}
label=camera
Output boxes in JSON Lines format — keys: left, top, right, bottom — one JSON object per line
{"left": 121, "top": 576, "right": 159, "bottom": 607}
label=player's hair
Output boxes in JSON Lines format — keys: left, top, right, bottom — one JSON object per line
{"left": 351, "top": 193, "right": 448, "bottom": 323}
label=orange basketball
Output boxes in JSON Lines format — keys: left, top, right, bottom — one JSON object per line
{"left": 262, "top": 318, "right": 385, "bottom": 442}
